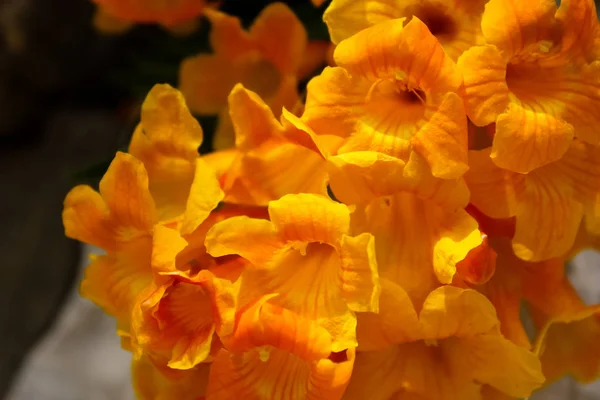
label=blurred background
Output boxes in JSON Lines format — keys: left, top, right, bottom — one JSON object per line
{"left": 0, "top": 0, "right": 598, "bottom": 399}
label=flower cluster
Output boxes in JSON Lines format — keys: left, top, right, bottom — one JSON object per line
{"left": 65, "top": 0, "right": 600, "bottom": 399}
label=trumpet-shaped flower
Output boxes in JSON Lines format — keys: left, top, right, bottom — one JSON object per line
{"left": 323, "top": 0, "right": 487, "bottom": 61}
{"left": 465, "top": 140, "right": 600, "bottom": 261}
{"left": 344, "top": 286, "right": 544, "bottom": 400}
{"left": 206, "top": 297, "right": 355, "bottom": 400}
{"left": 62, "top": 85, "right": 224, "bottom": 336}
{"left": 180, "top": 3, "right": 312, "bottom": 149}
{"left": 206, "top": 193, "right": 380, "bottom": 350}
{"left": 458, "top": 0, "right": 600, "bottom": 173}
{"left": 204, "top": 84, "right": 333, "bottom": 206}
{"left": 326, "top": 151, "right": 481, "bottom": 303}
{"left": 303, "top": 17, "right": 469, "bottom": 179}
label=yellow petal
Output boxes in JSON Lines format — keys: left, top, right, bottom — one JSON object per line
{"left": 491, "top": 102, "right": 574, "bottom": 174}
{"left": 204, "top": 8, "right": 255, "bottom": 60}
{"left": 457, "top": 44, "right": 510, "bottom": 127}
{"left": 250, "top": 3, "right": 307, "bottom": 74}
{"left": 268, "top": 193, "right": 350, "bottom": 244}
{"left": 481, "top": 0, "right": 558, "bottom": 57}
{"left": 448, "top": 332, "right": 545, "bottom": 397}
{"left": 334, "top": 17, "right": 461, "bottom": 93}
{"left": 465, "top": 149, "right": 523, "bottom": 219}
{"left": 98, "top": 152, "right": 157, "bottom": 233}
{"left": 420, "top": 286, "right": 499, "bottom": 339}
{"left": 356, "top": 278, "right": 421, "bottom": 351}
{"left": 205, "top": 216, "right": 284, "bottom": 267}
{"left": 132, "top": 355, "right": 210, "bottom": 400}
{"left": 151, "top": 225, "right": 188, "bottom": 275}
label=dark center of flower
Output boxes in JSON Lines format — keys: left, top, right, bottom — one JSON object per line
{"left": 328, "top": 350, "right": 349, "bottom": 364}
{"left": 411, "top": 6, "right": 457, "bottom": 40}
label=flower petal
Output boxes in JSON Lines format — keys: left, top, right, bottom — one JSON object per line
{"left": 334, "top": 17, "right": 461, "bottom": 93}
{"left": 556, "top": 0, "right": 600, "bottom": 60}
{"left": 448, "top": 332, "right": 545, "bottom": 397}
{"left": 338, "top": 233, "right": 380, "bottom": 313}
{"left": 205, "top": 216, "right": 284, "bottom": 267}
{"left": 268, "top": 193, "right": 350, "bottom": 244}
{"left": 98, "top": 152, "right": 157, "bottom": 233}
{"left": 204, "top": 8, "right": 255, "bottom": 60}
{"left": 151, "top": 225, "right": 188, "bottom": 275}
{"left": 491, "top": 102, "right": 574, "bottom": 173}
{"left": 250, "top": 3, "right": 307, "bottom": 74}
{"left": 457, "top": 44, "right": 510, "bottom": 127}
{"left": 481, "top": 0, "right": 558, "bottom": 57}
{"left": 63, "top": 185, "right": 116, "bottom": 251}
{"left": 420, "top": 286, "right": 499, "bottom": 339}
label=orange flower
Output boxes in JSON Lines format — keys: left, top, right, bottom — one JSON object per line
{"left": 344, "top": 286, "right": 544, "bottom": 400}
{"left": 180, "top": 3, "right": 312, "bottom": 149}
{"left": 202, "top": 84, "right": 337, "bottom": 206}
{"left": 458, "top": 0, "right": 600, "bottom": 173}
{"left": 465, "top": 140, "right": 600, "bottom": 261}
{"left": 323, "top": 0, "right": 488, "bottom": 61}
{"left": 326, "top": 151, "right": 481, "bottom": 303}
{"left": 91, "top": 0, "right": 214, "bottom": 34}
{"left": 302, "top": 17, "right": 469, "bottom": 179}
{"left": 62, "top": 85, "right": 224, "bottom": 336}
{"left": 206, "top": 298, "right": 355, "bottom": 399}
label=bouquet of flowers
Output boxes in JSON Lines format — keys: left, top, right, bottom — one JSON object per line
{"left": 63, "top": 0, "right": 600, "bottom": 398}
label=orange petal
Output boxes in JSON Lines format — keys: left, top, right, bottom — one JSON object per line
{"left": 179, "top": 54, "right": 235, "bottom": 115}
{"left": 491, "top": 102, "right": 574, "bottom": 173}
{"left": 93, "top": 6, "right": 132, "bottom": 34}
{"left": 63, "top": 185, "right": 116, "bottom": 251}
{"left": 411, "top": 92, "right": 469, "bottom": 179}
{"left": 207, "top": 347, "right": 354, "bottom": 400}
{"left": 481, "top": 0, "right": 558, "bottom": 57}
{"left": 250, "top": 3, "right": 308, "bottom": 74}
{"left": 205, "top": 216, "right": 284, "bottom": 267}
{"left": 151, "top": 225, "right": 188, "bottom": 275}
{"left": 98, "top": 152, "right": 157, "bottom": 233}
{"left": 455, "top": 234, "right": 497, "bottom": 285}
{"left": 334, "top": 17, "right": 461, "bottom": 93}
{"left": 457, "top": 44, "right": 510, "bottom": 127}
{"left": 204, "top": 8, "right": 255, "bottom": 60}
{"left": 556, "top": 0, "right": 600, "bottom": 60}
{"left": 268, "top": 193, "right": 350, "bottom": 244}
{"left": 132, "top": 355, "right": 210, "bottom": 400}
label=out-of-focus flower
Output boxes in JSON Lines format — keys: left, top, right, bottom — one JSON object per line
{"left": 323, "top": 0, "right": 487, "bottom": 61}
{"left": 180, "top": 3, "right": 321, "bottom": 149}
{"left": 344, "top": 286, "right": 544, "bottom": 400}
{"left": 466, "top": 140, "right": 600, "bottom": 261}
{"left": 458, "top": 0, "right": 600, "bottom": 173}
{"left": 91, "top": 0, "right": 217, "bottom": 34}
{"left": 302, "top": 17, "right": 469, "bottom": 180}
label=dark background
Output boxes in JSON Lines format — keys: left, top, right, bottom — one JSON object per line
{"left": 0, "top": 0, "right": 328, "bottom": 397}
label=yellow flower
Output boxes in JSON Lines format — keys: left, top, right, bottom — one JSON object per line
{"left": 62, "top": 85, "right": 224, "bottom": 336}
{"left": 344, "top": 286, "right": 544, "bottom": 400}
{"left": 303, "top": 17, "right": 469, "bottom": 179}
{"left": 203, "top": 84, "right": 335, "bottom": 206}
{"left": 326, "top": 151, "right": 481, "bottom": 301}
{"left": 323, "top": 0, "right": 487, "bottom": 61}
{"left": 458, "top": 0, "right": 600, "bottom": 173}
{"left": 91, "top": 0, "right": 214, "bottom": 34}
{"left": 466, "top": 140, "right": 600, "bottom": 261}
{"left": 206, "top": 193, "right": 380, "bottom": 350}
{"left": 180, "top": 3, "right": 312, "bottom": 149}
